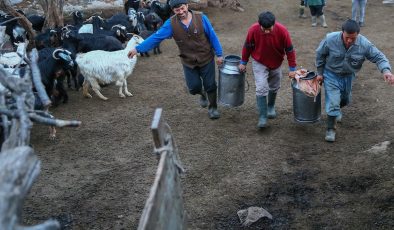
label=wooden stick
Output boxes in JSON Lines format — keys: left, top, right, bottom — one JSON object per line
{"left": 28, "top": 49, "right": 52, "bottom": 108}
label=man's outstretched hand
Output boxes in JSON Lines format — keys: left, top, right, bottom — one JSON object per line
{"left": 384, "top": 72, "right": 394, "bottom": 85}
{"left": 128, "top": 48, "right": 138, "bottom": 59}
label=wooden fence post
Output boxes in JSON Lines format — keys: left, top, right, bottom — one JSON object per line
{"left": 138, "top": 108, "right": 186, "bottom": 230}
{"left": 0, "top": 146, "right": 60, "bottom": 230}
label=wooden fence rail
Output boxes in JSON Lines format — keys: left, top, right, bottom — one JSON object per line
{"left": 138, "top": 108, "right": 186, "bottom": 230}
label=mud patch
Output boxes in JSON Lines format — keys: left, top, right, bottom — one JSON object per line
{"left": 325, "top": 175, "right": 377, "bottom": 193}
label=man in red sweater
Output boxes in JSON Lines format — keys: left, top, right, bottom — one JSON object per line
{"left": 239, "top": 11, "right": 297, "bottom": 129}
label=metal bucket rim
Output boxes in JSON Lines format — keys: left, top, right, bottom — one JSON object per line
{"left": 224, "top": 54, "right": 241, "bottom": 64}
{"left": 302, "top": 71, "right": 317, "bottom": 80}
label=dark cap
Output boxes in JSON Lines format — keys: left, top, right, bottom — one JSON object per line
{"left": 169, "top": 0, "right": 188, "bottom": 9}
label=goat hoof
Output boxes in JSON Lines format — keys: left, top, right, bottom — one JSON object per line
{"left": 126, "top": 92, "right": 133, "bottom": 97}
{"left": 101, "top": 97, "right": 109, "bottom": 100}
{"left": 119, "top": 94, "right": 126, "bottom": 98}
{"left": 84, "top": 94, "right": 92, "bottom": 98}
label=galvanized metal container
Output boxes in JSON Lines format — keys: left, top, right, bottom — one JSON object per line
{"left": 292, "top": 78, "right": 321, "bottom": 123}
{"left": 218, "top": 55, "right": 245, "bottom": 107}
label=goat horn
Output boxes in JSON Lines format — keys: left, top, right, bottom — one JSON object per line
{"left": 52, "top": 49, "right": 64, "bottom": 60}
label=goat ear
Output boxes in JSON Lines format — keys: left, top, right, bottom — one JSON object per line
{"left": 58, "top": 52, "right": 67, "bottom": 60}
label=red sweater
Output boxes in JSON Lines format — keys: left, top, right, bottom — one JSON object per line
{"left": 241, "top": 22, "right": 296, "bottom": 70}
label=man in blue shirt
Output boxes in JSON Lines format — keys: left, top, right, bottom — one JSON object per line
{"left": 316, "top": 19, "right": 394, "bottom": 142}
{"left": 128, "top": 0, "right": 224, "bottom": 119}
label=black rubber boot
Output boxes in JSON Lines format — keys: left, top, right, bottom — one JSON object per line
{"left": 299, "top": 5, "right": 307, "bottom": 18}
{"left": 325, "top": 115, "right": 337, "bottom": 142}
{"left": 199, "top": 91, "right": 208, "bottom": 108}
{"left": 256, "top": 96, "right": 268, "bottom": 128}
{"left": 207, "top": 91, "right": 220, "bottom": 119}
{"left": 267, "top": 91, "right": 277, "bottom": 119}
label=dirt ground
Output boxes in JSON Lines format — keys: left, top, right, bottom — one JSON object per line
{"left": 21, "top": 0, "right": 394, "bottom": 229}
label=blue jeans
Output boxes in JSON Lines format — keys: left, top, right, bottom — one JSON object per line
{"left": 182, "top": 59, "right": 217, "bottom": 95}
{"left": 352, "top": 0, "right": 367, "bottom": 23}
{"left": 323, "top": 69, "right": 355, "bottom": 117}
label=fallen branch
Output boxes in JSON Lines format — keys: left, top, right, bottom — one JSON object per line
{"left": 0, "top": 108, "right": 81, "bottom": 127}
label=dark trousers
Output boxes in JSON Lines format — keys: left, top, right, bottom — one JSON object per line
{"left": 182, "top": 59, "right": 217, "bottom": 95}
{"left": 309, "top": 5, "right": 324, "bottom": 16}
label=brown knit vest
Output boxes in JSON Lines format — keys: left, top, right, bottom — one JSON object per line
{"left": 170, "top": 11, "right": 214, "bottom": 68}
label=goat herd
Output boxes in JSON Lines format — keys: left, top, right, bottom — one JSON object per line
{"left": 0, "top": 0, "right": 171, "bottom": 109}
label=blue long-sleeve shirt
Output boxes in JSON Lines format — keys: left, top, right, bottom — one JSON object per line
{"left": 316, "top": 32, "right": 391, "bottom": 76}
{"left": 136, "top": 13, "right": 223, "bottom": 57}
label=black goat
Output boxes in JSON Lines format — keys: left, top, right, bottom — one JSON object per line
{"left": 106, "top": 13, "right": 137, "bottom": 33}
{"left": 124, "top": 0, "right": 141, "bottom": 14}
{"left": 144, "top": 12, "right": 163, "bottom": 31}
{"left": 35, "top": 28, "right": 62, "bottom": 50}
{"left": 62, "top": 30, "right": 124, "bottom": 53}
{"left": 72, "top": 10, "right": 84, "bottom": 26}
{"left": 150, "top": 0, "right": 171, "bottom": 22}
{"left": 27, "top": 14, "right": 45, "bottom": 32}
{"left": 37, "top": 48, "right": 74, "bottom": 106}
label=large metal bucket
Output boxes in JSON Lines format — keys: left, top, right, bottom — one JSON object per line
{"left": 292, "top": 78, "right": 321, "bottom": 123}
{"left": 218, "top": 55, "right": 245, "bottom": 107}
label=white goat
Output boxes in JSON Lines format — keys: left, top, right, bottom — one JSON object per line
{"left": 76, "top": 35, "right": 144, "bottom": 100}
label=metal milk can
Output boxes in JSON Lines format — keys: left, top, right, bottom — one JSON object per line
{"left": 218, "top": 55, "right": 245, "bottom": 107}
{"left": 291, "top": 72, "right": 321, "bottom": 123}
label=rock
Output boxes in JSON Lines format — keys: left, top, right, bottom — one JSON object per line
{"left": 365, "top": 141, "right": 391, "bottom": 154}
{"left": 237, "top": 206, "right": 272, "bottom": 227}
